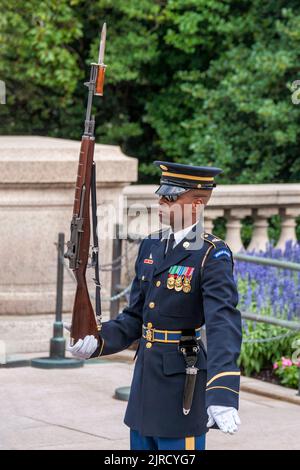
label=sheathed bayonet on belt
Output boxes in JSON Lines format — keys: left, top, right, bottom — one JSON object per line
{"left": 179, "top": 332, "right": 200, "bottom": 415}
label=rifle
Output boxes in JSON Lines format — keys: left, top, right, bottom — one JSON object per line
{"left": 64, "top": 24, "right": 107, "bottom": 345}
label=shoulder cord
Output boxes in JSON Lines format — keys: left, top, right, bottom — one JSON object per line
{"left": 200, "top": 244, "right": 214, "bottom": 277}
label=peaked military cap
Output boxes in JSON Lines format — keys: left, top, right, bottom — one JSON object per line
{"left": 154, "top": 161, "right": 223, "bottom": 196}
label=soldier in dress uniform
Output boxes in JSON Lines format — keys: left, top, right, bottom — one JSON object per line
{"left": 67, "top": 161, "right": 242, "bottom": 451}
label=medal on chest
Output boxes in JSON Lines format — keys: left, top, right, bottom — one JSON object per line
{"left": 182, "top": 267, "right": 194, "bottom": 293}
{"left": 167, "top": 265, "right": 177, "bottom": 289}
{"left": 166, "top": 265, "right": 195, "bottom": 293}
{"left": 174, "top": 266, "right": 184, "bottom": 291}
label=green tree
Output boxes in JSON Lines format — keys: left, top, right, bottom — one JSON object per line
{"left": 145, "top": 0, "right": 300, "bottom": 183}
{"left": 0, "top": 0, "right": 83, "bottom": 135}
{"left": 1, "top": 0, "right": 300, "bottom": 186}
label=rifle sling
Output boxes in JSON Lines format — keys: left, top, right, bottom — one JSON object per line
{"left": 91, "top": 161, "right": 102, "bottom": 326}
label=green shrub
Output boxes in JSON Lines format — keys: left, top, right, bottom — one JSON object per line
{"left": 239, "top": 322, "right": 298, "bottom": 377}
{"left": 273, "top": 357, "right": 300, "bottom": 389}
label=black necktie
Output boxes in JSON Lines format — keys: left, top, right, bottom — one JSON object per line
{"left": 165, "top": 232, "right": 175, "bottom": 257}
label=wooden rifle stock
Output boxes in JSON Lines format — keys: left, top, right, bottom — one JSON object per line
{"left": 70, "top": 138, "right": 99, "bottom": 344}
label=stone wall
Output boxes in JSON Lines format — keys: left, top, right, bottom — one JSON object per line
{"left": 0, "top": 136, "right": 137, "bottom": 357}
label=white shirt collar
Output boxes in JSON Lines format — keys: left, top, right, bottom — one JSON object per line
{"left": 170, "top": 222, "right": 198, "bottom": 247}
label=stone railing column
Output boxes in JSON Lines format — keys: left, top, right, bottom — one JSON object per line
{"left": 224, "top": 209, "right": 251, "bottom": 252}
{"left": 248, "top": 208, "right": 278, "bottom": 252}
{"left": 204, "top": 209, "right": 224, "bottom": 234}
{"left": 276, "top": 207, "right": 300, "bottom": 250}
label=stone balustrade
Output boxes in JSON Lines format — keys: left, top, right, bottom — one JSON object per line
{"left": 0, "top": 135, "right": 299, "bottom": 357}
{"left": 123, "top": 184, "right": 300, "bottom": 252}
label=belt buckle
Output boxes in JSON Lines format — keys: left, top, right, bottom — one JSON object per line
{"left": 145, "top": 327, "right": 154, "bottom": 342}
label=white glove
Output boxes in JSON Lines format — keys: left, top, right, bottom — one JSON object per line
{"left": 64, "top": 323, "right": 98, "bottom": 359}
{"left": 207, "top": 406, "right": 241, "bottom": 434}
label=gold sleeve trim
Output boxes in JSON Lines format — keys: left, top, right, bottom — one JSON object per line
{"left": 90, "top": 338, "right": 105, "bottom": 359}
{"left": 206, "top": 371, "right": 240, "bottom": 387}
{"left": 206, "top": 386, "right": 239, "bottom": 395}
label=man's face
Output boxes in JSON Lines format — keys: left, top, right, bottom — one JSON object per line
{"left": 158, "top": 190, "right": 206, "bottom": 230}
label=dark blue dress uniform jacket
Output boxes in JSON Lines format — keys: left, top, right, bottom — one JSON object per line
{"left": 92, "top": 226, "right": 242, "bottom": 438}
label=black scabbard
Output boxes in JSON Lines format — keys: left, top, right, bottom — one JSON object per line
{"left": 179, "top": 332, "right": 200, "bottom": 416}
{"left": 183, "top": 366, "right": 198, "bottom": 415}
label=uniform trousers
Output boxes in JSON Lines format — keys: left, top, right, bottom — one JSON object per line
{"left": 130, "top": 429, "right": 206, "bottom": 450}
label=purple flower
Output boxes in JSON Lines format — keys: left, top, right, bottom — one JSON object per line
{"left": 235, "top": 241, "right": 300, "bottom": 321}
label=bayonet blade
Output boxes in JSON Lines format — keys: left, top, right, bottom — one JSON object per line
{"left": 98, "top": 23, "right": 106, "bottom": 65}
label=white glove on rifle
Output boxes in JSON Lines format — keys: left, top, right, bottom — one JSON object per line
{"left": 207, "top": 405, "right": 241, "bottom": 434}
{"left": 64, "top": 323, "right": 98, "bottom": 359}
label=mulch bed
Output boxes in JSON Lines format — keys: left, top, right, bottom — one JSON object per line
{"left": 250, "top": 368, "right": 281, "bottom": 386}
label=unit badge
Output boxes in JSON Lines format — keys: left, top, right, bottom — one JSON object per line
{"left": 213, "top": 249, "right": 231, "bottom": 259}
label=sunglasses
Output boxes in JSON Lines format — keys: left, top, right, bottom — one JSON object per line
{"left": 159, "top": 190, "right": 191, "bottom": 203}
{"left": 159, "top": 194, "right": 178, "bottom": 202}
{"left": 160, "top": 194, "right": 180, "bottom": 202}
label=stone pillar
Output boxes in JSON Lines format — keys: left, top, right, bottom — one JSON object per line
{"left": 225, "top": 209, "right": 251, "bottom": 252}
{"left": 276, "top": 207, "right": 300, "bottom": 250}
{"left": 204, "top": 217, "right": 214, "bottom": 234}
{"left": 0, "top": 136, "right": 137, "bottom": 355}
{"left": 247, "top": 208, "right": 278, "bottom": 252}
{"left": 204, "top": 209, "right": 224, "bottom": 235}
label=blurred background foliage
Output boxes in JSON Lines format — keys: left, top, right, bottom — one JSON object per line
{"left": 1, "top": 0, "right": 300, "bottom": 186}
